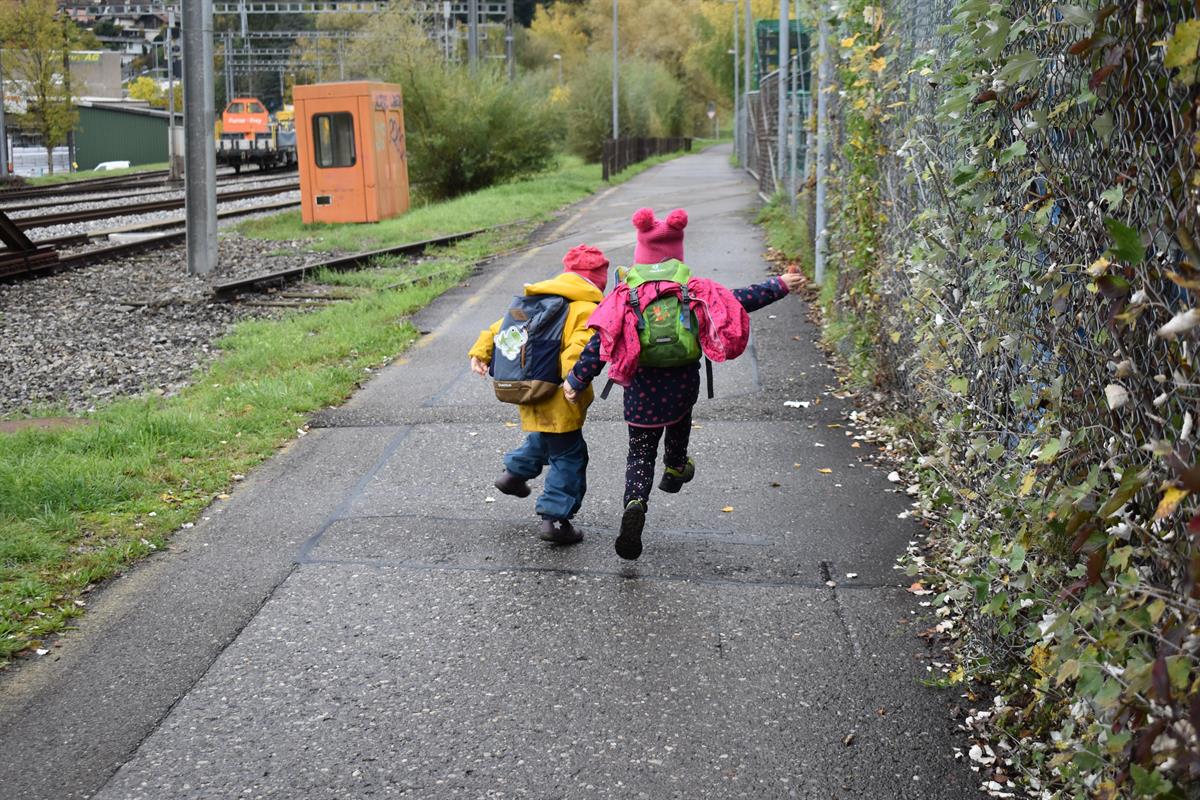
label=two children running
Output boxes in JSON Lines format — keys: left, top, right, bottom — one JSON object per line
{"left": 469, "top": 208, "right": 802, "bottom": 559}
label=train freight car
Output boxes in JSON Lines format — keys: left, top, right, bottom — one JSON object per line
{"left": 216, "top": 97, "right": 297, "bottom": 172}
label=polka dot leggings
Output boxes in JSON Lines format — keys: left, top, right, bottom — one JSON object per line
{"left": 624, "top": 412, "right": 692, "bottom": 505}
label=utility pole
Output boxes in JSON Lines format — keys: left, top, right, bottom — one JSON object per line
{"left": 776, "top": 0, "right": 789, "bottom": 189}
{"left": 612, "top": 0, "right": 619, "bottom": 139}
{"left": 184, "top": 0, "right": 217, "bottom": 274}
{"left": 744, "top": 0, "right": 752, "bottom": 169}
{"left": 731, "top": 0, "right": 738, "bottom": 163}
{"left": 468, "top": 0, "right": 479, "bottom": 73}
{"left": 505, "top": 0, "right": 514, "bottom": 80}
{"left": 789, "top": 16, "right": 799, "bottom": 215}
{"left": 62, "top": 16, "right": 75, "bottom": 172}
{"left": 224, "top": 30, "right": 234, "bottom": 103}
{"left": 0, "top": 48, "right": 7, "bottom": 177}
{"left": 167, "top": 10, "right": 179, "bottom": 180}
{"left": 814, "top": 11, "right": 830, "bottom": 285}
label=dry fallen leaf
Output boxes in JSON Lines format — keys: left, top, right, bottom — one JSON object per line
{"left": 721, "top": 506, "right": 735, "bottom": 513}
{"left": 817, "top": 468, "right": 833, "bottom": 474}
{"left": 1154, "top": 486, "right": 1189, "bottom": 521}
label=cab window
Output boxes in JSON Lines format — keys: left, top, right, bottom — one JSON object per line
{"left": 313, "top": 112, "right": 356, "bottom": 168}
{"left": 249, "top": 102, "right": 266, "bottom": 114}
{"left": 227, "top": 102, "right": 245, "bottom": 113}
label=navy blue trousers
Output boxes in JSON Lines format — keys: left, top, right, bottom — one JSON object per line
{"left": 504, "top": 430, "right": 589, "bottom": 520}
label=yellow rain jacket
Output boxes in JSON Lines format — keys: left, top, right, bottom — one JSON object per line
{"left": 469, "top": 272, "right": 603, "bottom": 433}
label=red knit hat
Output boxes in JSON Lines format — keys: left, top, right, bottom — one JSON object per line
{"left": 632, "top": 207, "right": 687, "bottom": 264}
{"left": 562, "top": 244, "right": 609, "bottom": 291}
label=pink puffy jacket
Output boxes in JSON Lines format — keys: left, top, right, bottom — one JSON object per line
{"left": 585, "top": 277, "right": 750, "bottom": 386}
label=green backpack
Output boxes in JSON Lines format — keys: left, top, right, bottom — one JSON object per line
{"left": 624, "top": 259, "right": 701, "bottom": 368}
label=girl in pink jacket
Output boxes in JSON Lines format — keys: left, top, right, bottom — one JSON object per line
{"left": 564, "top": 208, "right": 802, "bottom": 560}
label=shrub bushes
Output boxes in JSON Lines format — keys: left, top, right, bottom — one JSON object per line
{"left": 349, "top": 10, "right": 557, "bottom": 200}
{"left": 400, "top": 64, "right": 558, "bottom": 200}
{"left": 565, "top": 52, "right": 685, "bottom": 163}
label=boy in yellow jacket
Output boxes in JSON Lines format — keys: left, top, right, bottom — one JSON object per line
{"left": 468, "top": 245, "right": 608, "bottom": 545}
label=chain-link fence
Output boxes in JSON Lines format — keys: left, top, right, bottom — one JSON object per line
{"left": 740, "top": 51, "right": 812, "bottom": 199}
{"left": 745, "top": 1, "right": 1199, "bottom": 789}
{"left": 869, "top": 2, "right": 1200, "bottom": 539}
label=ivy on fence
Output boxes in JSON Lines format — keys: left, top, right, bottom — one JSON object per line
{"left": 816, "top": 0, "right": 1200, "bottom": 796}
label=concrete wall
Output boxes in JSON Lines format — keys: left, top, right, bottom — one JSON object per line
{"left": 69, "top": 51, "right": 124, "bottom": 98}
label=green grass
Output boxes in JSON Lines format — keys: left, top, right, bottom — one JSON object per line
{"left": 238, "top": 152, "right": 680, "bottom": 253}
{"left": 756, "top": 192, "right": 814, "bottom": 271}
{"left": 24, "top": 162, "right": 170, "bottom": 186}
{"left": 0, "top": 149, "right": 688, "bottom": 664}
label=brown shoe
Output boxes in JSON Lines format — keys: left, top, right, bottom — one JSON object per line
{"left": 494, "top": 470, "right": 531, "bottom": 498}
{"left": 539, "top": 518, "right": 583, "bottom": 545}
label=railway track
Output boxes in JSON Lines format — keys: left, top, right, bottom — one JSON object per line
{"left": 0, "top": 192, "right": 301, "bottom": 280}
{"left": 0, "top": 170, "right": 171, "bottom": 202}
{"left": 0, "top": 163, "right": 296, "bottom": 205}
{"left": 12, "top": 182, "right": 299, "bottom": 231}
{"left": 212, "top": 228, "right": 491, "bottom": 298}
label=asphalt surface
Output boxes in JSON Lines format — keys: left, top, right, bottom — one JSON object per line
{"left": 0, "top": 145, "right": 980, "bottom": 799}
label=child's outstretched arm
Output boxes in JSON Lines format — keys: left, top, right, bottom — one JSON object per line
{"left": 468, "top": 320, "right": 502, "bottom": 376}
{"left": 734, "top": 273, "right": 803, "bottom": 312}
{"left": 563, "top": 332, "right": 606, "bottom": 403}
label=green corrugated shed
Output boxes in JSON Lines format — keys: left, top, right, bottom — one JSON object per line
{"left": 74, "top": 103, "right": 168, "bottom": 170}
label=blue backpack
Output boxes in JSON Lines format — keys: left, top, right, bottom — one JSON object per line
{"left": 490, "top": 294, "right": 569, "bottom": 404}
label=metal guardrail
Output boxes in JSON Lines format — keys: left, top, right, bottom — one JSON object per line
{"left": 601, "top": 137, "right": 693, "bottom": 182}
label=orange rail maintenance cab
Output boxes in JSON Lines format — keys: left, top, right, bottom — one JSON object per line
{"left": 294, "top": 82, "right": 410, "bottom": 224}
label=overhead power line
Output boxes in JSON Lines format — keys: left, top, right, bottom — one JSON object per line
{"left": 61, "top": 2, "right": 510, "bottom": 16}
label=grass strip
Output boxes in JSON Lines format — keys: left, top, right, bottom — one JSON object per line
{"left": 0, "top": 150, "right": 680, "bottom": 665}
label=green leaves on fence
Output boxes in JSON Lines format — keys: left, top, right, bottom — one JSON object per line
{"left": 1104, "top": 218, "right": 1144, "bottom": 264}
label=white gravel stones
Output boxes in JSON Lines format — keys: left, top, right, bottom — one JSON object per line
{"left": 0, "top": 229, "right": 340, "bottom": 415}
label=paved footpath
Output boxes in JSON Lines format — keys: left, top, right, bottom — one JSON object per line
{"left": 0, "top": 145, "right": 979, "bottom": 799}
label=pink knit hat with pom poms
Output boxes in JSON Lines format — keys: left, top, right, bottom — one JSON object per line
{"left": 632, "top": 207, "right": 687, "bottom": 264}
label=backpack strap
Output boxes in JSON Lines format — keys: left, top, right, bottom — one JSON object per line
{"left": 601, "top": 378, "right": 616, "bottom": 400}
{"left": 705, "top": 356, "right": 714, "bottom": 399}
{"left": 627, "top": 285, "right": 645, "bottom": 331}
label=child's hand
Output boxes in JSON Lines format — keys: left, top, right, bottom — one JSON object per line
{"left": 780, "top": 271, "right": 805, "bottom": 294}
{"left": 470, "top": 356, "right": 489, "bottom": 376}
{"left": 562, "top": 382, "right": 578, "bottom": 403}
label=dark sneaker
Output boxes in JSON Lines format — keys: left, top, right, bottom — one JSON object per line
{"left": 539, "top": 518, "right": 583, "bottom": 545}
{"left": 494, "top": 470, "right": 531, "bottom": 498}
{"left": 658, "top": 457, "right": 695, "bottom": 493}
{"left": 615, "top": 500, "right": 646, "bottom": 560}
